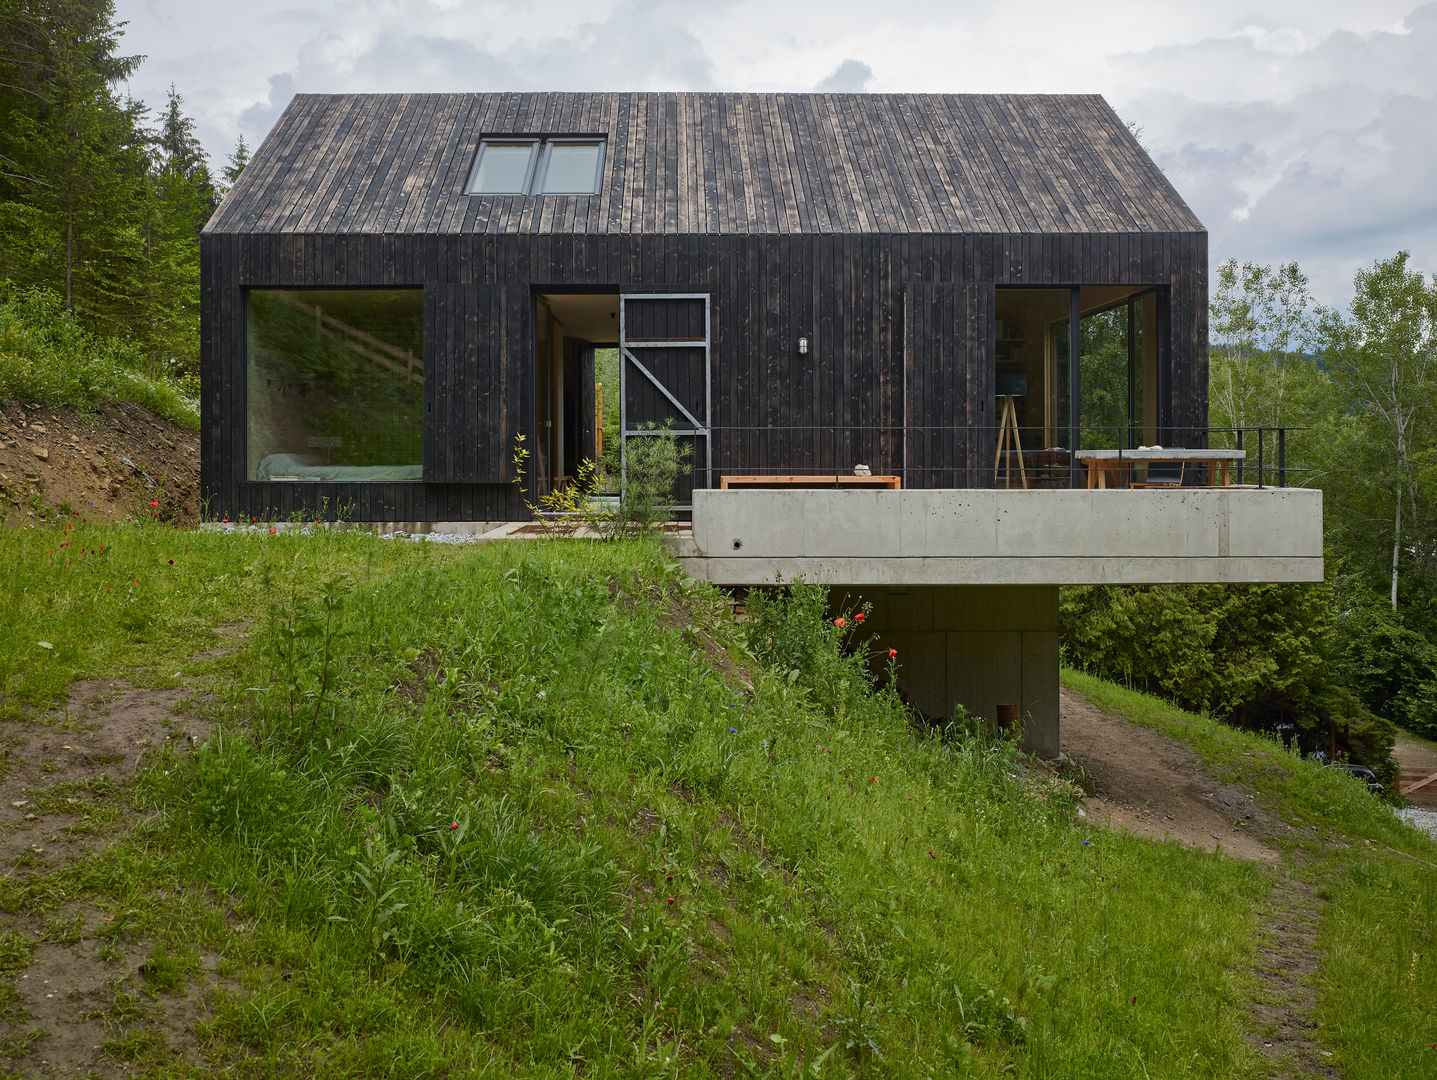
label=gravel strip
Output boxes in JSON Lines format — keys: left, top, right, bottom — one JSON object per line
{"left": 1397, "top": 808, "right": 1437, "bottom": 840}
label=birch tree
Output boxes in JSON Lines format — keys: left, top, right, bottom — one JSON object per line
{"left": 1320, "top": 252, "right": 1437, "bottom": 610}
{"left": 1209, "top": 259, "right": 1317, "bottom": 434}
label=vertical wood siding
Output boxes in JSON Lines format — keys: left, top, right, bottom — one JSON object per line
{"left": 203, "top": 230, "right": 1205, "bottom": 520}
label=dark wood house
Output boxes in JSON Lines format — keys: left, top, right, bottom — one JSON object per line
{"left": 202, "top": 92, "right": 1207, "bottom": 522}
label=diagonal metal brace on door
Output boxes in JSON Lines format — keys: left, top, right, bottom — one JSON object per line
{"left": 621, "top": 348, "right": 705, "bottom": 432}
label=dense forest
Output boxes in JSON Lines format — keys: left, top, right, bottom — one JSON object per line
{"left": 0, "top": 0, "right": 244, "bottom": 401}
{"left": 3, "top": 2, "right": 1435, "bottom": 765}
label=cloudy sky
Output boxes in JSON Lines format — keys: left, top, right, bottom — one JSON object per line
{"left": 113, "top": 0, "right": 1437, "bottom": 307}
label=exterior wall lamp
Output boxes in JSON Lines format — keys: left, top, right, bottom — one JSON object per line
{"left": 798, "top": 335, "right": 809, "bottom": 356}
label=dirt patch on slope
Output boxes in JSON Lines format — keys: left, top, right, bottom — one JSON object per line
{"left": 1058, "top": 687, "right": 1342, "bottom": 1076}
{"left": 1059, "top": 687, "right": 1281, "bottom": 861}
{"left": 0, "top": 675, "right": 216, "bottom": 1078}
{"left": 0, "top": 399, "right": 199, "bottom": 528}
{"left": 1246, "top": 877, "right": 1341, "bottom": 1079}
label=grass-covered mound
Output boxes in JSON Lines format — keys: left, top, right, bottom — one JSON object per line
{"left": 2, "top": 523, "right": 1433, "bottom": 1078}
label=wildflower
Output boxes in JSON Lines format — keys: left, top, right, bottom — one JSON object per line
{"left": 834, "top": 617, "right": 845, "bottom": 628}
{"left": 168, "top": 560, "right": 173, "bottom": 565}
{"left": 150, "top": 499, "right": 159, "bottom": 508}
{"left": 665, "top": 874, "right": 673, "bottom": 881}
{"left": 888, "top": 648, "right": 898, "bottom": 660}
{"left": 665, "top": 897, "right": 676, "bottom": 905}
{"left": 729, "top": 727, "right": 737, "bottom": 734}
{"left": 1082, "top": 839, "right": 1091, "bottom": 846}
{"left": 854, "top": 612, "right": 865, "bottom": 623}
{"left": 870, "top": 777, "right": 877, "bottom": 783}
{"left": 449, "top": 822, "right": 459, "bottom": 830}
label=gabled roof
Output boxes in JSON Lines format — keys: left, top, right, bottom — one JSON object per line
{"left": 207, "top": 92, "right": 1204, "bottom": 237}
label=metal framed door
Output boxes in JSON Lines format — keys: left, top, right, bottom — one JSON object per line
{"left": 619, "top": 293, "right": 711, "bottom": 498}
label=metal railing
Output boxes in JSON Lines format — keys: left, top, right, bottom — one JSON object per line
{"left": 686, "top": 424, "right": 1304, "bottom": 491}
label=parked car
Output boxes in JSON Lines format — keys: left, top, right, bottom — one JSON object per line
{"left": 1324, "top": 761, "right": 1384, "bottom": 794}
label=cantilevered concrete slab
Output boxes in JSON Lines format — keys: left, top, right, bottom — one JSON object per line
{"left": 678, "top": 488, "right": 1324, "bottom": 586}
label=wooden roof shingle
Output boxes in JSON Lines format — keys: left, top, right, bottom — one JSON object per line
{"left": 206, "top": 92, "right": 1203, "bottom": 237}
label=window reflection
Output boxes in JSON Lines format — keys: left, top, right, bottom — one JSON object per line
{"left": 246, "top": 289, "right": 424, "bottom": 482}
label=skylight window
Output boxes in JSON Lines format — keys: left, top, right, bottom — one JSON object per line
{"left": 466, "top": 141, "right": 538, "bottom": 195}
{"left": 465, "top": 137, "right": 605, "bottom": 196}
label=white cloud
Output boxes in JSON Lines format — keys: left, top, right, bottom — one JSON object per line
{"left": 114, "top": 0, "right": 1437, "bottom": 305}
{"left": 1115, "top": 3, "right": 1437, "bottom": 303}
{"left": 813, "top": 59, "right": 873, "bottom": 92}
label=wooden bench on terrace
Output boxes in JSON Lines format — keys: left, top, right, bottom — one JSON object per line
{"left": 719, "top": 474, "right": 902, "bottom": 490}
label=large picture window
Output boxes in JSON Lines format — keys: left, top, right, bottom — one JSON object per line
{"left": 246, "top": 289, "right": 424, "bottom": 482}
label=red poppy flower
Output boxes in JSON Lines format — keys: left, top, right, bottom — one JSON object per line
{"left": 665, "top": 897, "right": 676, "bottom": 905}
{"left": 888, "top": 648, "right": 898, "bottom": 660}
{"left": 834, "top": 617, "right": 845, "bottom": 628}
{"left": 449, "top": 822, "right": 459, "bottom": 830}
{"left": 854, "top": 612, "right": 866, "bottom": 623}
{"left": 150, "top": 499, "right": 159, "bottom": 507}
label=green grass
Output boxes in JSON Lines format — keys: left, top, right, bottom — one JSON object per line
{"left": 1, "top": 524, "right": 1433, "bottom": 1077}
{"left": 0, "top": 517, "right": 459, "bottom": 715}
{"left": 1064, "top": 670, "right": 1437, "bottom": 1080}
{"left": 0, "top": 285, "right": 198, "bottom": 429}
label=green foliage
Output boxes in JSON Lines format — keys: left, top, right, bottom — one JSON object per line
{"left": 0, "top": 283, "right": 197, "bottom": 425}
{"left": 617, "top": 421, "right": 692, "bottom": 534}
{"left": 1210, "top": 259, "right": 1319, "bottom": 436}
{"left": 247, "top": 289, "right": 424, "bottom": 467}
{"left": 1315, "top": 251, "right": 1437, "bottom": 608}
{"left": 1061, "top": 582, "right": 1397, "bottom": 765}
{"left": 1064, "top": 670, "right": 1437, "bottom": 1080}
{"left": 1207, "top": 252, "right": 1437, "bottom": 738}
{"left": 222, "top": 134, "right": 250, "bottom": 191}
{"left": 594, "top": 346, "right": 622, "bottom": 477}
{"left": 0, "top": 0, "right": 208, "bottom": 380}
{"left": 511, "top": 432, "right": 614, "bottom": 534}
{"left": 1332, "top": 593, "right": 1437, "bottom": 739}
{"left": 742, "top": 583, "right": 897, "bottom": 719}
{"left": 1078, "top": 303, "right": 1139, "bottom": 449}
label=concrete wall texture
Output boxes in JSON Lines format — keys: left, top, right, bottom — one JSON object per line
{"left": 842, "top": 584, "right": 1061, "bottom": 758}
{"left": 682, "top": 487, "right": 1323, "bottom": 586}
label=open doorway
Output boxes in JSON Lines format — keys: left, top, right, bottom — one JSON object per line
{"left": 993, "top": 285, "right": 1158, "bottom": 455}
{"left": 533, "top": 291, "right": 621, "bottom": 497}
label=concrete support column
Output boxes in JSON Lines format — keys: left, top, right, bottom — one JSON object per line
{"left": 840, "top": 584, "right": 1060, "bottom": 758}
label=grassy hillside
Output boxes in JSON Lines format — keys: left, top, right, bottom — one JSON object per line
{"left": 0, "top": 286, "right": 198, "bottom": 430}
{"left": 1, "top": 523, "right": 1434, "bottom": 1078}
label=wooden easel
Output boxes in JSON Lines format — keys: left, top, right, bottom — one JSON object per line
{"left": 993, "top": 395, "right": 1027, "bottom": 488}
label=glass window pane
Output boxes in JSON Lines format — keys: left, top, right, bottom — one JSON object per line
{"left": 246, "top": 289, "right": 424, "bottom": 482}
{"left": 467, "top": 141, "right": 536, "bottom": 193}
{"left": 538, "top": 142, "right": 602, "bottom": 194}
